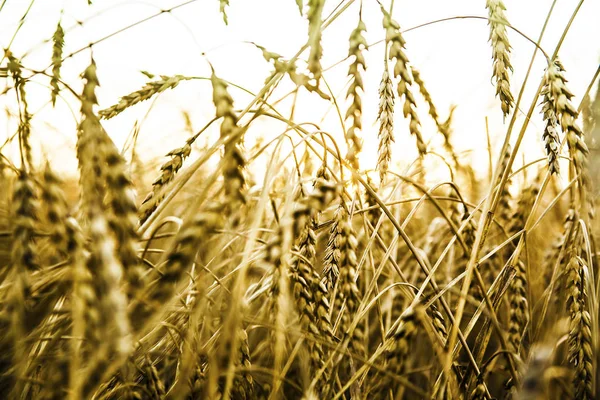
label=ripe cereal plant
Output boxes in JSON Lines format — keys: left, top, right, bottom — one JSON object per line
{"left": 0, "top": 0, "right": 600, "bottom": 399}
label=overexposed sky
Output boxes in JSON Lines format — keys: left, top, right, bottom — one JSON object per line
{"left": 1, "top": 0, "right": 599, "bottom": 182}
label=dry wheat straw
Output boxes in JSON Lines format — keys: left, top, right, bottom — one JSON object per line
{"left": 486, "top": 0, "right": 514, "bottom": 118}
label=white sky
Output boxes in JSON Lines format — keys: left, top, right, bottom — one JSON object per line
{"left": 1, "top": 0, "right": 599, "bottom": 183}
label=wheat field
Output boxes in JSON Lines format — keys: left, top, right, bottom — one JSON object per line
{"left": 0, "top": 0, "right": 599, "bottom": 399}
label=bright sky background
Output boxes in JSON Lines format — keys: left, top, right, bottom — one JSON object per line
{"left": 1, "top": 0, "right": 599, "bottom": 185}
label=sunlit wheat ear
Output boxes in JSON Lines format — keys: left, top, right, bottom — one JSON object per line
{"left": 377, "top": 68, "right": 395, "bottom": 185}
{"left": 219, "top": 0, "right": 230, "bottom": 24}
{"left": 130, "top": 202, "right": 223, "bottom": 330}
{"left": 41, "top": 164, "right": 69, "bottom": 261}
{"left": 540, "top": 78, "right": 561, "bottom": 174}
{"left": 98, "top": 74, "right": 190, "bottom": 119}
{"left": 289, "top": 197, "right": 332, "bottom": 394}
{"left": 412, "top": 68, "right": 458, "bottom": 162}
{"left": 50, "top": 20, "right": 64, "bottom": 106}
{"left": 486, "top": 0, "right": 514, "bottom": 118}
{"left": 139, "top": 139, "right": 193, "bottom": 224}
{"left": 293, "top": 193, "right": 334, "bottom": 341}
{"left": 545, "top": 60, "right": 592, "bottom": 218}
{"left": 411, "top": 68, "right": 439, "bottom": 123}
{"left": 565, "top": 256, "right": 594, "bottom": 400}
{"left": 6, "top": 51, "right": 34, "bottom": 170}
{"left": 210, "top": 71, "right": 246, "bottom": 206}
{"left": 345, "top": 18, "right": 367, "bottom": 170}
{"left": 78, "top": 58, "right": 145, "bottom": 297}
{"left": 77, "top": 58, "right": 106, "bottom": 215}
{"left": 381, "top": 7, "right": 426, "bottom": 155}
{"left": 307, "top": 0, "right": 325, "bottom": 82}
{"left": 258, "top": 43, "right": 331, "bottom": 100}
{"left": 297, "top": 176, "right": 337, "bottom": 360}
